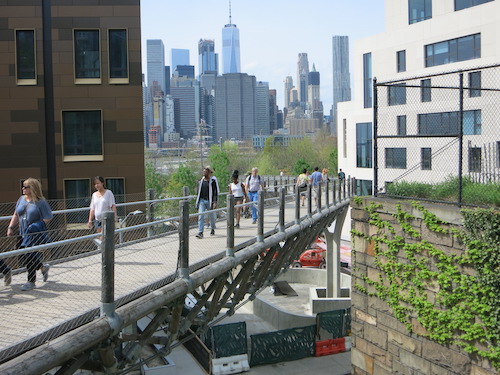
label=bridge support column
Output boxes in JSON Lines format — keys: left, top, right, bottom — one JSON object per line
{"left": 326, "top": 207, "right": 348, "bottom": 298}
{"left": 279, "top": 187, "right": 285, "bottom": 232}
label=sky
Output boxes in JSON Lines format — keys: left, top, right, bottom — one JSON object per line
{"left": 141, "top": 0, "right": 386, "bottom": 111}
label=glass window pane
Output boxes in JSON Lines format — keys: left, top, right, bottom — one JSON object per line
{"left": 16, "top": 30, "right": 36, "bottom": 80}
{"left": 106, "top": 178, "right": 125, "bottom": 217}
{"left": 397, "top": 115, "right": 407, "bottom": 136}
{"left": 109, "top": 29, "right": 128, "bottom": 79}
{"left": 469, "top": 71, "right": 481, "bottom": 97}
{"left": 356, "top": 122, "right": 372, "bottom": 168}
{"left": 74, "top": 30, "right": 100, "bottom": 78}
{"left": 63, "top": 111, "right": 103, "bottom": 156}
{"left": 64, "top": 180, "right": 91, "bottom": 223}
{"left": 421, "top": 148, "right": 432, "bottom": 170}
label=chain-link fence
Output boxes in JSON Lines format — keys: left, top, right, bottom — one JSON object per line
{"left": 375, "top": 64, "right": 500, "bottom": 206}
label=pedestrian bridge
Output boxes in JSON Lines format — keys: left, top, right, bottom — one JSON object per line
{"left": 0, "top": 178, "right": 354, "bottom": 374}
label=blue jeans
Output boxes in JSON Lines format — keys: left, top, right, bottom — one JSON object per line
{"left": 248, "top": 191, "right": 259, "bottom": 221}
{"left": 197, "top": 199, "right": 215, "bottom": 233}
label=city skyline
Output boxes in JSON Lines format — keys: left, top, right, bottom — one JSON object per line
{"left": 140, "top": 0, "right": 385, "bottom": 110}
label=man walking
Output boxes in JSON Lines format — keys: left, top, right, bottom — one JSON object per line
{"left": 195, "top": 166, "right": 219, "bottom": 238}
{"left": 245, "top": 167, "right": 264, "bottom": 224}
{"left": 310, "top": 166, "right": 323, "bottom": 208}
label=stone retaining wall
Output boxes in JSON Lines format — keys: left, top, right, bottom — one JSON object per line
{"left": 350, "top": 197, "right": 497, "bottom": 375}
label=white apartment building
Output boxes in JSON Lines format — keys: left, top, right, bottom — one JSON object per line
{"left": 338, "top": 0, "right": 500, "bottom": 196}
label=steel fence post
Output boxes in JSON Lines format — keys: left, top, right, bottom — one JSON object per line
{"left": 226, "top": 194, "right": 235, "bottom": 257}
{"left": 147, "top": 188, "right": 154, "bottom": 238}
{"left": 279, "top": 187, "right": 285, "bottom": 232}
{"left": 307, "top": 184, "right": 312, "bottom": 217}
{"left": 333, "top": 179, "right": 337, "bottom": 205}
{"left": 317, "top": 181, "right": 322, "bottom": 212}
{"left": 257, "top": 190, "right": 264, "bottom": 242}
{"left": 101, "top": 211, "right": 116, "bottom": 318}
{"left": 179, "top": 199, "right": 190, "bottom": 279}
{"left": 325, "top": 179, "right": 330, "bottom": 207}
{"left": 295, "top": 185, "right": 300, "bottom": 225}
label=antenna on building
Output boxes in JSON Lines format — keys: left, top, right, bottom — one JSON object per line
{"left": 229, "top": 0, "right": 232, "bottom": 24}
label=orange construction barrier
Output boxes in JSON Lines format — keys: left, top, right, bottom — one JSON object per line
{"left": 315, "top": 338, "right": 346, "bottom": 356}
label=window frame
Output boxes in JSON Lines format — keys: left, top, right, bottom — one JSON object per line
{"left": 418, "top": 109, "right": 481, "bottom": 135}
{"left": 409, "top": 0, "right": 433, "bottom": 24}
{"left": 421, "top": 148, "right": 432, "bottom": 170}
{"left": 388, "top": 83, "right": 407, "bottom": 106}
{"left": 455, "top": 0, "right": 494, "bottom": 11}
{"left": 468, "top": 147, "right": 482, "bottom": 172}
{"left": 74, "top": 29, "right": 101, "bottom": 84}
{"left": 15, "top": 29, "right": 37, "bottom": 85}
{"left": 468, "top": 71, "right": 481, "bottom": 97}
{"left": 105, "top": 178, "right": 126, "bottom": 217}
{"left": 356, "top": 122, "right": 373, "bottom": 168}
{"left": 64, "top": 178, "right": 91, "bottom": 227}
{"left": 397, "top": 115, "right": 407, "bottom": 136}
{"left": 420, "top": 79, "right": 432, "bottom": 102}
{"left": 363, "top": 53, "right": 372, "bottom": 109}
{"left": 385, "top": 148, "right": 407, "bottom": 169}
{"left": 108, "top": 29, "right": 129, "bottom": 84}
{"left": 397, "top": 50, "right": 406, "bottom": 73}
{"left": 62, "top": 109, "right": 104, "bottom": 162}
{"left": 425, "top": 33, "right": 481, "bottom": 68}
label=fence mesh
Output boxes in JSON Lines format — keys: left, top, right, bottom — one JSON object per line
{"left": 375, "top": 64, "right": 500, "bottom": 206}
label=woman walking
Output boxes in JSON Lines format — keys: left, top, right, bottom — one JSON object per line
{"left": 6, "top": 178, "right": 52, "bottom": 291}
{"left": 88, "top": 176, "right": 118, "bottom": 233}
{"left": 229, "top": 170, "right": 247, "bottom": 228}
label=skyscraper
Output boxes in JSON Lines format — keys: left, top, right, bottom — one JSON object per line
{"left": 297, "top": 53, "right": 309, "bottom": 106}
{"left": 332, "top": 36, "right": 351, "bottom": 132}
{"left": 147, "top": 39, "right": 165, "bottom": 93}
{"left": 255, "top": 81, "right": 270, "bottom": 136}
{"left": 215, "top": 73, "right": 256, "bottom": 140}
{"left": 284, "top": 76, "right": 293, "bottom": 109}
{"left": 222, "top": 3, "right": 241, "bottom": 74}
{"left": 307, "top": 64, "right": 321, "bottom": 113}
{"left": 171, "top": 48, "right": 190, "bottom": 72}
{"left": 198, "top": 39, "right": 218, "bottom": 75}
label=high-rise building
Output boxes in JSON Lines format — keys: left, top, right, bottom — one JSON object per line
{"left": 307, "top": 64, "right": 321, "bottom": 112}
{"left": 332, "top": 35, "right": 351, "bottom": 133}
{"left": 269, "top": 89, "right": 278, "bottom": 132}
{"left": 171, "top": 48, "right": 190, "bottom": 72}
{"left": 164, "top": 66, "right": 171, "bottom": 95}
{"left": 171, "top": 84, "right": 200, "bottom": 139}
{"left": 256, "top": 82, "right": 270, "bottom": 136}
{"left": 215, "top": 73, "right": 256, "bottom": 140}
{"left": 147, "top": 39, "right": 165, "bottom": 92}
{"left": 0, "top": 0, "right": 145, "bottom": 202}
{"left": 297, "top": 53, "right": 309, "bottom": 106}
{"left": 174, "top": 65, "right": 195, "bottom": 79}
{"left": 284, "top": 76, "right": 294, "bottom": 109}
{"left": 222, "top": 4, "right": 241, "bottom": 74}
{"left": 198, "top": 39, "right": 218, "bottom": 75}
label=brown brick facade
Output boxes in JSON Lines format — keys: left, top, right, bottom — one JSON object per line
{"left": 0, "top": 0, "right": 144, "bottom": 202}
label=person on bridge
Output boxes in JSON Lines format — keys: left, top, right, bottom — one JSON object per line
{"left": 6, "top": 178, "right": 52, "bottom": 291}
{"left": 310, "top": 166, "right": 323, "bottom": 208}
{"left": 229, "top": 170, "right": 248, "bottom": 229}
{"left": 195, "top": 166, "right": 219, "bottom": 239}
{"left": 296, "top": 169, "right": 310, "bottom": 206}
{"left": 245, "top": 167, "right": 264, "bottom": 224}
{"left": 88, "top": 176, "right": 118, "bottom": 234}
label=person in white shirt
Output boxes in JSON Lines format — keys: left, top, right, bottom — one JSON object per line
{"left": 229, "top": 170, "right": 248, "bottom": 228}
{"left": 245, "top": 167, "right": 264, "bottom": 224}
{"left": 88, "top": 176, "right": 118, "bottom": 233}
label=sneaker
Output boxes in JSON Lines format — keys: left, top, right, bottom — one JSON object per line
{"left": 235, "top": 223, "right": 240, "bottom": 229}
{"left": 195, "top": 232, "right": 203, "bottom": 239}
{"left": 20, "top": 282, "right": 35, "bottom": 291}
{"left": 252, "top": 220, "right": 257, "bottom": 224}
{"left": 41, "top": 264, "right": 50, "bottom": 282}
{"left": 210, "top": 229, "right": 215, "bottom": 236}
{"left": 4, "top": 270, "right": 11, "bottom": 286}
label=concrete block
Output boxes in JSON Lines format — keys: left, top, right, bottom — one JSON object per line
{"left": 352, "top": 347, "right": 374, "bottom": 374}
{"left": 364, "top": 324, "right": 388, "bottom": 350}
{"left": 212, "top": 354, "right": 250, "bottom": 375}
{"left": 355, "top": 309, "right": 377, "bottom": 326}
{"left": 422, "top": 340, "right": 471, "bottom": 374}
{"left": 399, "top": 349, "right": 431, "bottom": 374}
{"left": 388, "top": 330, "right": 422, "bottom": 355}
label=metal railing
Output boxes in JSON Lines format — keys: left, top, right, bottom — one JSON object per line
{"left": 0, "top": 176, "right": 355, "bottom": 370}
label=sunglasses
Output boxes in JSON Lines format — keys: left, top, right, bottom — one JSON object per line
{"left": 22, "top": 186, "right": 30, "bottom": 189}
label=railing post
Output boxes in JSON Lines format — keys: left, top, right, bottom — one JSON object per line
{"left": 307, "top": 184, "right": 312, "bottom": 217}
{"left": 274, "top": 180, "right": 278, "bottom": 193}
{"left": 295, "top": 185, "right": 300, "bottom": 225}
{"left": 257, "top": 190, "right": 264, "bottom": 242}
{"left": 333, "top": 179, "right": 337, "bottom": 205}
{"left": 183, "top": 186, "right": 189, "bottom": 197}
{"left": 179, "top": 199, "right": 190, "bottom": 279}
{"left": 101, "top": 211, "right": 116, "bottom": 318}
{"left": 226, "top": 194, "right": 235, "bottom": 257}
{"left": 317, "top": 182, "right": 322, "bottom": 212}
{"left": 325, "top": 179, "right": 330, "bottom": 207}
{"left": 147, "top": 188, "right": 154, "bottom": 238}
{"left": 279, "top": 187, "right": 285, "bottom": 232}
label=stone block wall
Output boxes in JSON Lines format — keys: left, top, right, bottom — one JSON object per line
{"left": 350, "top": 197, "right": 497, "bottom": 375}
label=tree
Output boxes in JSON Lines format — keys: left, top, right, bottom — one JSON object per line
{"left": 165, "top": 165, "right": 197, "bottom": 197}
{"left": 293, "top": 158, "right": 312, "bottom": 176}
{"left": 208, "top": 146, "right": 231, "bottom": 187}
{"left": 145, "top": 161, "right": 168, "bottom": 198}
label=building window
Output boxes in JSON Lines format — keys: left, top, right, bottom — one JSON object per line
{"left": 74, "top": 30, "right": 101, "bottom": 83}
{"left": 108, "top": 29, "right": 129, "bottom": 83}
{"left": 468, "top": 147, "right": 481, "bottom": 172}
{"left": 15, "top": 29, "right": 36, "bottom": 85}
{"left": 455, "top": 0, "right": 494, "bottom": 11}
{"left": 356, "top": 179, "right": 373, "bottom": 196}
{"left": 388, "top": 84, "right": 407, "bottom": 106}
{"left": 469, "top": 71, "right": 481, "bottom": 97}
{"left": 62, "top": 110, "right": 103, "bottom": 161}
{"left": 463, "top": 110, "right": 482, "bottom": 135}
{"left": 397, "top": 50, "right": 406, "bottom": 73}
{"left": 64, "top": 179, "right": 91, "bottom": 224}
{"left": 425, "top": 34, "right": 480, "bottom": 67}
{"left": 397, "top": 115, "right": 407, "bottom": 136}
{"left": 385, "top": 148, "right": 407, "bottom": 169}
{"left": 421, "top": 79, "right": 431, "bottom": 102}
{"left": 421, "top": 148, "right": 432, "bottom": 170}
{"left": 363, "top": 53, "right": 372, "bottom": 109}
{"left": 409, "top": 0, "right": 432, "bottom": 24}
{"left": 356, "top": 122, "right": 372, "bottom": 168}
{"left": 106, "top": 178, "right": 125, "bottom": 217}
{"left": 418, "top": 110, "right": 481, "bottom": 135}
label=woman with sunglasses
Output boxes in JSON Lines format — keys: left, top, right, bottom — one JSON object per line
{"left": 6, "top": 178, "right": 53, "bottom": 291}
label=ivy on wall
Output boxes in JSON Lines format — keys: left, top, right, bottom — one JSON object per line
{"left": 351, "top": 199, "right": 499, "bottom": 370}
